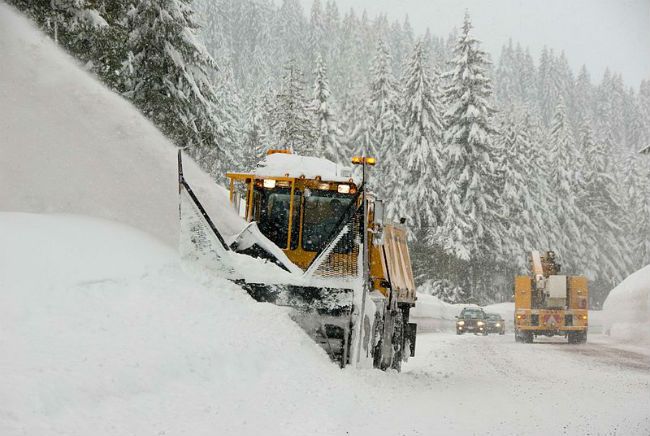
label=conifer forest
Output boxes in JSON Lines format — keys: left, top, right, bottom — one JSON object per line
{"left": 11, "top": 0, "right": 650, "bottom": 308}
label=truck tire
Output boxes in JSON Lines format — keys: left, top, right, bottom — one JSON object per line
{"left": 577, "top": 331, "right": 587, "bottom": 344}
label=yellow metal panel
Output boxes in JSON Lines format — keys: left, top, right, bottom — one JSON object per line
{"left": 568, "top": 276, "right": 588, "bottom": 310}
{"left": 285, "top": 179, "right": 295, "bottom": 250}
{"left": 514, "top": 275, "right": 532, "bottom": 310}
{"left": 380, "top": 225, "right": 416, "bottom": 304}
{"left": 246, "top": 178, "right": 254, "bottom": 221}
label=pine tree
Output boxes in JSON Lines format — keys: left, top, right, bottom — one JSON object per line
{"left": 312, "top": 55, "right": 342, "bottom": 162}
{"left": 621, "top": 151, "right": 650, "bottom": 271}
{"left": 8, "top": 0, "right": 128, "bottom": 91}
{"left": 308, "top": 0, "right": 326, "bottom": 67}
{"left": 547, "top": 100, "right": 596, "bottom": 272}
{"left": 212, "top": 66, "right": 244, "bottom": 172}
{"left": 639, "top": 80, "right": 650, "bottom": 147}
{"left": 123, "top": 0, "right": 228, "bottom": 177}
{"left": 496, "top": 111, "right": 548, "bottom": 270}
{"left": 437, "top": 12, "right": 500, "bottom": 263}
{"left": 340, "top": 88, "right": 373, "bottom": 160}
{"left": 577, "top": 121, "right": 629, "bottom": 297}
{"left": 275, "top": 0, "right": 308, "bottom": 70}
{"left": 392, "top": 40, "right": 444, "bottom": 232}
{"left": 495, "top": 39, "right": 517, "bottom": 105}
{"left": 367, "top": 39, "right": 404, "bottom": 194}
{"left": 241, "top": 94, "right": 271, "bottom": 170}
{"left": 271, "top": 60, "right": 316, "bottom": 154}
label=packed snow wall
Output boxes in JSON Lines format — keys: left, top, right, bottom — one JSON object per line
{"left": 602, "top": 265, "right": 650, "bottom": 344}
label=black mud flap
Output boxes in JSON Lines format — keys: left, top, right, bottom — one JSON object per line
{"left": 406, "top": 322, "right": 417, "bottom": 357}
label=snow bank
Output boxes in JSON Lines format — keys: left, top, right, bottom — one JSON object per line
{"left": 410, "top": 294, "right": 482, "bottom": 332}
{"left": 0, "top": 212, "right": 360, "bottom": 436}
{"left": 0, "top": 2, "right": 245, "bottom": 247}
{"left": 602, "top": 264, "right": 650, "bottom": 344}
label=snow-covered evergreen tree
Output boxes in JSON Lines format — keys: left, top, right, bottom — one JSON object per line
{"left": 307, "top": 0, "right": 326, "bottom": 67}
{"left": 340, "top": 89, "right": 373, "bottom": 160}
{"left": 312, "top": 55, "right": 342, "bottom": 162}
{"left": 437, "top": 12, "right": 500, "bottom": 263}
{"left": 241, "top": 94, "right": 272, "bottom": 171}
{"left": 391, "top": 40, "right": 444, "bottom": 232}
{"left": 547, "top": 100, "right": 596, "bottom": 272}
{"left": 639, "top": 80, "right": 650, "bottom": 147}
{"left": 621, "top": 151, "right": 650, "bottom": 271}
{"left": 496, "top": 111, "right": 548, "bottom": 270}
{"left": 577, "top": 121, "right": 629, "bottom": 298}
{"left": 367, "top": 39, "right": 404, "bottom": 195}
{"left": 271, "top": 60, "right": 316, "bottom": 154}
{"left": 123, "top": 0, "right": 228, "bottom": 177}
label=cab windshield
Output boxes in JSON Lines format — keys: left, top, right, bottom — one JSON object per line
{"left": 302, "top": 191, "right": 354, "bottom": 252}
{"left": 256, "top": 188, "right": 301, "bottom": 249}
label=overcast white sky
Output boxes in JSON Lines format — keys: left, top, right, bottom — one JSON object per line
{"left": 298, "top": 0, "right": 650, "bottom": 87}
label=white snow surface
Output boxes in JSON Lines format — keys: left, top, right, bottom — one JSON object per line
{"left": 603, "top": 264, "right": 650, "bottom": 344}
{"left": 253, "top": 152, "right": 355, "bottom": 183}
{"left": 3, "top": 212, "right": 649, "bottom": 436}
{"left": 0, "top": 212, "right": 350, "bottom": 435}
{"left": 0, "top": 2, "right": 246, "bottom": 247}
{"left": 2, "top": 5, "right": 649, "bottom": 435}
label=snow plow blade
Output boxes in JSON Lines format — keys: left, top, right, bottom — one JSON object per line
{"left": 177, "top": 150, "right": 368, "bottom": 367}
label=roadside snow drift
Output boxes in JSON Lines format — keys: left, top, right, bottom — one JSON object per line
{"left": 0, "top": 2, "right": 242, "bottom": 247}
{"left": 0, "top": 212, "right": 355, "bottom": 435}
{"left": 603, "top": 264, "right": 650, "bottom": 344}
{"left": 3, "top": 212, "right": 648, "bottom": 436}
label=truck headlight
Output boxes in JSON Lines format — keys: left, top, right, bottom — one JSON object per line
{"left": 477, "top": 321, "right": 484, "bottom": 326}
{"left": 457, "top": 320, "right": 465, "bottom": 326}
{"left": 496, "top": 323, "right": 501, "bottom": 327}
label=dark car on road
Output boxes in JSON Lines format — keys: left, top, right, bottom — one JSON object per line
{"left": 456, "top": 307, "right": 487, "bottom": 335}
{"left": 485, "top": 313, "right": 505, "bottom": 335}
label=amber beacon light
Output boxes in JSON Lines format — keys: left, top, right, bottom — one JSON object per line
{"left": 351, "top": 156, "right": 376, "bottom": 166}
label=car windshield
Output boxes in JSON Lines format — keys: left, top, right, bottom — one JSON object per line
{"left": 461, "top": 309, "right": 484, "bottom": 319}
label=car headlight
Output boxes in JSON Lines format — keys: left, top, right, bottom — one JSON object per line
{"left": 457, "top": 320, "right": 465, "bottom": 326}
{"left": 496, "top": 323, "right": 501, "bottom": 327}
{"left": 477, "top": 321, "right": 484, "bottom": 326}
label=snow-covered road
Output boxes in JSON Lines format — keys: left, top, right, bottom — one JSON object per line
{"left": 399, "top": 331, "right": 650, "bottom": 434}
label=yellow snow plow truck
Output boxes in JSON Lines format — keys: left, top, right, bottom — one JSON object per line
{"left": 177, "top": 149, "right": 417, "bottom": 370}
{"left": 514, "top": 251, "right": 588, "bottom": 343}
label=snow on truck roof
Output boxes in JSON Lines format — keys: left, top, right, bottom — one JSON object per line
{"left": 251, "top": 152, "right": 357, "bottom": 183}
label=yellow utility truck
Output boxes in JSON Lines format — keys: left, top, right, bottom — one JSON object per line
{"left": 514, "top": 251, "right": 588, "bottom": 343}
